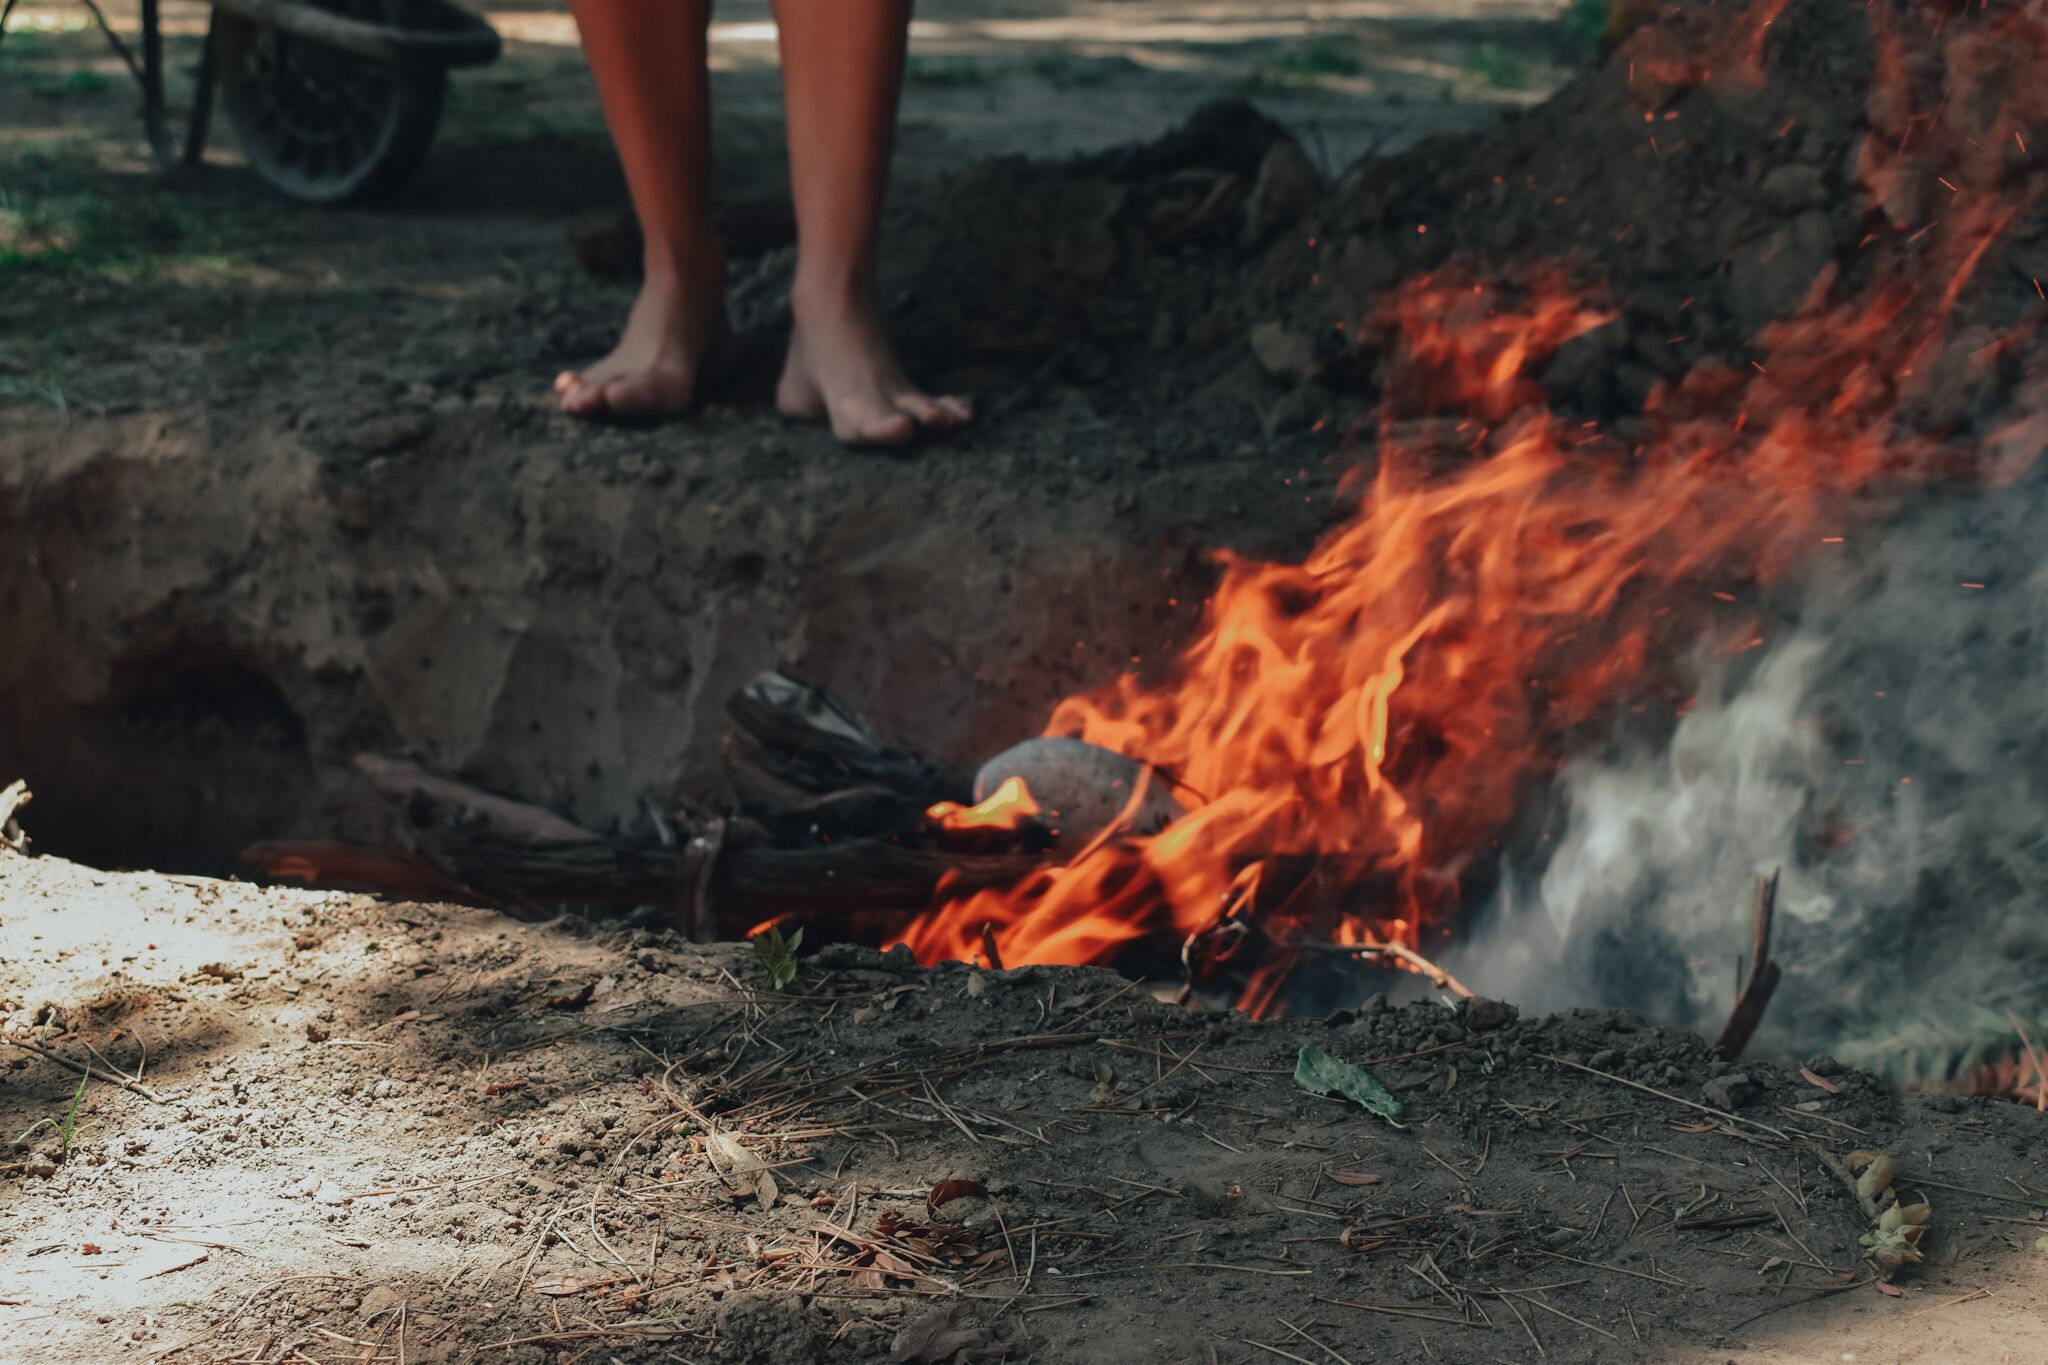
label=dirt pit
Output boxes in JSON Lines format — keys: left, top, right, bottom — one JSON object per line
{"left": 4, "top": 848, "right": 2047, "bottom": 1365}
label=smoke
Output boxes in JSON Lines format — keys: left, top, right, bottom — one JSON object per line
{"left": 1452, "top": 462, "right": 2048, "bottom": 1079}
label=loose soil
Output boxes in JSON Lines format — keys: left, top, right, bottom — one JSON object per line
{"left": 8, "top": 2, "right": 2048, "bottom": 1360}
{"left": 4, "top": 848, "right": 2047, "bottom": 1365}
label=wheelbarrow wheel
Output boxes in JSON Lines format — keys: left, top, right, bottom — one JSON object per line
{"left": 214, "top": 0, "right": 446, "bottom": 206}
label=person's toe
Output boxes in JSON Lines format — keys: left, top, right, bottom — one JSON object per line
{"left": 895, "top": 393, "right": 954, "bottom": 429}
{"left": 559, "top": 378, "right": 606, "bottom": 416}
{"left": 840, "top": 406, "right": 917, "bottom": 447}
{"left": 934, "top": 395, "right": 974, "bottom": 424}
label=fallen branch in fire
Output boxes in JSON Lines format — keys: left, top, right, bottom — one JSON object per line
{"left": 245, "top": 671, "right": 1463, "bottom": 1004}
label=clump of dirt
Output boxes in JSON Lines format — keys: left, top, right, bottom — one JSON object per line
{"left": 3, "top": 849, "right": 2044, "bottom": 1363}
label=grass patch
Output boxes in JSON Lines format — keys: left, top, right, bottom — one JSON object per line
{"left": 1561, "top": 0, "right": 1611, "bottom": 55}
{"left": 1466, "top": 44, "right": 1531, "bottom": 90}
{"left": 0, "top": 140, "right": 267, "bottom": 284}
{"left": 1023, "top": 53, "right": 1131, "bottom": 89}
{"left": 0, "top": 372, "right": 75, "bottom": 414}
{"left": 1241, "top": 38, "right": 1363, "bottom": 93}
{"left": 905, "top": 56, "right": 992, "bottom": 88}
{"left": 9, "top": 1064, "right": 90, "bottom": 1159}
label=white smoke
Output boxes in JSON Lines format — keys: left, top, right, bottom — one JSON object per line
{"left": 1449, "top": 468, "right": 2048, "bottom": 1079}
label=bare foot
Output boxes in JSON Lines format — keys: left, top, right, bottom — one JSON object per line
{"left": 556, "top": 263, "right": 728, "bottom": 421}
{"left": 776, "top": 291, "right": 972, "bottom": 447}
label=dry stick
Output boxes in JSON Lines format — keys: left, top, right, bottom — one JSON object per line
{"left": 7, "top": 1038, "right": 168, "bottom": 1103}
{"left": 1317, "top": 1297, "right": 1486, "bottom": 1329}
{"left": 1278, "top": 1317, "right": 1357, "bottom": 1365}
{"left": 1714, "top": 871, "right": 1781, "bottom": 1060}
{"left": 2007, "top": 1010, "right": 2048, "bottom": 1112}
{"left": 1535, "top": 1053, "right": 1792, "bottom": 1141}
{"left": 1369, "top": 941, "right": 1475, "bottom": 998}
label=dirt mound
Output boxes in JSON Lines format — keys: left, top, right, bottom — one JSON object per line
{"left": 3, "top": 851, "right": 2044, "bottom": 1363}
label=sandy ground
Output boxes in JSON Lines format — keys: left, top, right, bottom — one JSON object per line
{"left": 3, "top": 846, "right": 2047, "bottom": 1364}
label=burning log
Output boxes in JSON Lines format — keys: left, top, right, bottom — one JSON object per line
{"left": 1713, "top": 871, "right": 1781, "bottom": 1061}
{"left": 247, "top": 822, "right": 1042, "bottom": 942}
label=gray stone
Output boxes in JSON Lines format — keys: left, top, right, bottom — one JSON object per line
{"left": 1758, "top": 163, "right": 1827, "bottom": 211}
{"left": 973, "top": 737, "right": 1182, "bottom": 852}
{"left": 1466, "top": 998, "right": 1518, "bottom": 1032}
{"left": 715, "top": 1291, "right": 818, "bottom": 1365}
{"left": 1248, "top": 322, "right": 1319, "bottom": 381}
{"left": 1242, "top": 137, "right": 1323, "bottom": 247}
{"left": 1702, "top": 1074, "right": 1758, "bottom": 1111}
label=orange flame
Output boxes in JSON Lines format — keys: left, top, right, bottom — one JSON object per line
{"left": 893, "top": 0, "right": 2048, "bottom": 1008}
{"left": 927, "top": 776, "right": 1042, "bottom": 834}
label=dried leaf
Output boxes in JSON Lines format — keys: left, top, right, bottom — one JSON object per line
{"left": 1339, "top": 1226, "right": 1387, "bottom": 1253}
{"left": 1800, "top": 1066, "right": 1842, "bottom": 1095}
{"left": 482, "top": 1077, "right": 529, "bottom": 1096}
{"left": 965, "top": 973, "right": 986, "bottom": 999}
{"left": 1671, "top": 1121, "right": 1720, "bottom": 1134}
{"left": 1326, "top": 1170, "right": 1381, "bottom": 1187}
{"left": 757, "top": 1168, "right": 781, "bottom": 1211}
{"left": 1295, "top": 1046, "right": 1405, "bottom": 1126}
{"left": 926, "top": 1178, "right": 989, "bottom": 1218}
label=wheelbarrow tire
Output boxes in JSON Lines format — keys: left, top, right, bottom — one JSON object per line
{"left": 214, "top": 6, "right": 447, "bottom": 206}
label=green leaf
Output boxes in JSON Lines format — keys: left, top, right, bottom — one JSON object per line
{"left": 1295, "top": 1046, "right": 1404, "bottom": 1127}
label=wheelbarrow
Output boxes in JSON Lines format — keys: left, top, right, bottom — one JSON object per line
{"left": 12, "top": 0, "right": 502, "bottom": 203}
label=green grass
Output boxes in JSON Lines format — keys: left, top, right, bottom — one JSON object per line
{"left": 905, "top": 56, "right": 992, "bottom": 88}
{"left": 1466, "top": 44, "right": 1531, "bottom": 90}
{"left": 750, "top": 925, "right": 802, "bottom": 992}
{"left": 0, "top": 372, "right": 74, "bottom": 413}
{"left": 9, "top": 1064, "right": 90, "bottom": 1159}
{"left": 1561, "top": 0, "right": 1610, "bottom": 54}
{"left": 1023, "top": 53, "right": 1128, "bottom": 89}
{"left": 1240, "top": 38, "right": 1364, "bottom": 94}
{"left": 0, "top": 140, "right": 266, "bottom": 283}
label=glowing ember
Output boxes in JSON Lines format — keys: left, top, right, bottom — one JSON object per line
{"left": 928, "top": 776, "right": 1043, "bottom": 834}
{"left": 891, "top": 0, "right": 2048, "bottom": 1010}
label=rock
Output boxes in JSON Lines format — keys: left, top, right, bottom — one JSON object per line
{"left": 357, "top": 1286, "right": 406, "bottom": 1320}
{"left": 1465, "top": 998, "right": 1517, "bottom": 1032}
{"left": 1758, "top": 163, "right": 1827, "bottom": 211}
{"left": 1702, "top": 1075, "right": 1758, "bottom": 1111}
{"left": 1263, "top": 382, "right": 1331, "bottom": 438}
{"left": 890, "top": 1303, "right": 1003, "bottom": 1363}
{"left": 312, "top": 1179, "right": 349, "bottom": 1206}
{"left": 973, "top": 737, "right": 1183, "bottom": 852}
{"left": 1248, "top": 322, "right": 1318, "bottom": 381}
{"left": 1242, "top": 137, "right": 1323, "bottom": 247}
{"left": 715, "top": 1291, "right": 817, "bottom": 1365}
{"left": 1336, "top": 235, "right": 1397, "bottom": 296}
{"left": 1803, "top": 1053, "right": 1843, "bottom": 1077}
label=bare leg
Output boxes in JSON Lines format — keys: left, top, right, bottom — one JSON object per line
{"left": 771, "top": 0, "right": 972, "bottom": 446}
{"left": 556, "top": 0, "right": 727, "bottom": 420}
